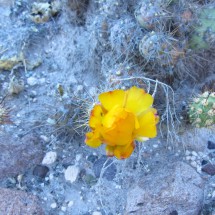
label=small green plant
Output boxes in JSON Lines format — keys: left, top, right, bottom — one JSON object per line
{"left": 189, "top": 6, "right": 215, "bottom": 50}
{"left": 189, "top": 91, "right": 215, "bottom": 128}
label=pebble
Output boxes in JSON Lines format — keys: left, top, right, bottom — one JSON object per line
{"left": 76, "top": 85, "right": 83, "bottom": 92}
{"left": 198, "top": 152, "right": 204, "bottom": 157}
{"left": 76, "top": 154, "right": 82, "bottom": 162}
{"left": 49, "top": 173, "right": 54, "bottom": 180}
{"left": 197, "top": 166, "right": 202, "bottom": 173}
{"left": 167, "top": 146, "right": 172, "bottom": 150}
{"left": 93, "top": 155, "right": 117, "bottom": 181}
{"left": 92, "top": 212, "right": 102, "bottom": 215}
{"left": 64, "top": 165, "right": 80, "bottom": 183}
{"left": 153, "top": 144, "right": 158, "bottom": 148}
{"left": 27, "top": 77, "right": 38, "bottom": 86}
{"left": 70, "top": 75, "right": 77, "bottom": 84}
{"left": 186, "top": 156, "right": 192, "bottom": 161}
{"left": 33, "top": 165, "right": 49, "bottom": 178}
{"left": 208, "top": 141, "right": 215, "bottom": 150}
{"left": 40, "top": 135, "right": 50, "bottom": 143}
{"left": 87, "top": 154, "right": 98, "bottom": 163}
{"left": 190, "top": 156, "right": 196, "bottom": 161}
{"left": 169, "top": 211, "right": 178, "bottom": 215}
{"left": 8, "top": 77, "right": 24, "bottom": 95}
{"left": 185, "top": 150, "right": 190, "bottom": 156}
{"left": 202, "top": 163, "right": 215, "bottom": 175}
{"left": 89, "top": 87, "right": 97, "bottom": 96}
{"left": 42, "top": 151, "right": 57, "bottom": 165}
{"left": 61, "top": 206, "right": 67, "bottom": 211}
{"left": 39, "top": 78, "right": 46, "bottom": 84}
{"left": 46, "top": 118, "right": 56, "bottom": 125}
{"left": 190, "top": 161, "right": 197, "bottom": 168}
{"left": 116, "top": 70, "right": 122, "bottom": 76}
{"left": 201, "top": 160, "right": 208, "bottom": 166}
{"left": 50, "top": 202, "right": 57, "bottom": 209}
{"left": 67, "top": 201, "right": 74, "bottom": 207}
{"left": 29, "top": 90, "right": 37, "bottom": 98}
{"left": 191, "top": 151, "right": 198, "bottom": 157}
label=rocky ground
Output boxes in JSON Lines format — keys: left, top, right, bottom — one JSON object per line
{"left": 0, "top": 0, "right": 215, "bottom": 215}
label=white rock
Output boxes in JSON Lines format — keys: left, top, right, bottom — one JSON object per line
{"left": 116, "top": 70, "right": 122, "bottom": 76}
{"left": 190, "top": 156, "right": 196, "bottom": 161}
{"left": 167, "top": 146, "right": 172, "bottom": 150}
{"left": 61, "top": 206, "right": 67, "bottom": 211}
{"left": 46, "top": 118, "right": 56, "bottom": 125}
{"left": 92, "top": 212, "right": 102, "bottom": 215}
{"left": 191, "top": 151, "right": 198, "bottom": 157}
{"left": 198, "top": 152, "right": 204, "bottom": 158}
{"left": 186, "top": 156, "right": 192, "bottom": 161}
{"left": 197, "top": 166, "right": 202, "bottom": 173}
{"left": 76, "top": 85, "right": 83, "bottom": 92}
{"left": 49, "top": 174, "right": 54, "bottom": 180}
{"left": 89, "top": 87, "right": 98, "bottom": 96}
{"left": 42, "top": 151, "right": 57, "bottom": 165}
{"left": 70, "top": 75, "right": 77, "bottom": 84}
{"left": 64, "top": 165, "right": 79, "bottom": 183}
{"left": 40, "top": 135, "right": 50, "bottom": 142}
{"left": 185, "top": 150, "right": 191, "bottom": 156}
{"left": 27, "top": 77, "right": 37, "bottom": 86}
{"left": 190, "top": 161, "right": 197, "bottom": 168}
{"left": 39, "top": 78, "right": 46, "bottom": 84}
{"left": 68, "top": 201, "right": 74, "bottom": 207}
{"left": 76, "top": 154, "right": 82, "bottom": 162}
{"left": 50, "top": 202, "right": 57, "bottom": 209}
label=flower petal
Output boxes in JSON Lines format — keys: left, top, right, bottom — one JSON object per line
{"left": 125, "top": 86, "right": 153, "bottom": 115}
{"left": 113, "top": 142, "right": 135, "bottom": 159}
{"left": 105, "top": 145, "right": 115, "bottom": 157}
{"left": 85, "top": 131, "right": 102, "bottom": 148}
{"left": 99, "top": 89, "right": 125, "bottom": 111}
{"left": 134, "top": 108, "right": 159, "bottom": 139}
{"left": 89, "top": 105, "right": 104, "bottom": 129}
{"left": 102, "top": 107, "right": 135, "bottom": 146}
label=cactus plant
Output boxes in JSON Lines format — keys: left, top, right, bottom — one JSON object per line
{"left": 189, "top": 6, "right": 215, "bottom": 50}
{"left": 139, "top": 31, "right": 183, "bottom": 66}
{"left": 189, "top": 91, "right": 215, "bottom": 128}
{"left": 135, "top": 0, "right": 172, "bottom": 30}
{"left": 110, "top": 16, "right": 143, "bottom": 56}
{"left": 98, "top": 0, "right": 128, "bottom": 19}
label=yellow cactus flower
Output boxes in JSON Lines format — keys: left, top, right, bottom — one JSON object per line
{"left": 85, "top": 86, "right": 159, "bottom": 159}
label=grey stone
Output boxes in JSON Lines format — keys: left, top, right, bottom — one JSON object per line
{"left": 125, "top": 162, "right": 204, "bottom": 215}
{"left": 33, "top": 165, "right": 49, "bottom": 178}
{"left": 202, "top": 163, "right": 215, "bottom": 176}
{"left": 0, "top": 134, "right": 44, "bottom": 179}
{"left": 0, "top": 188, "right": 44, "bottom": 215}
{"left": 169, "top": 211, "right": 178, "bottom": 215}
{"left": 87, "top": 154, "right": 98, "bottom": 163}
{"left": 208, "top": 140, "right": 215, "bottom": 150}
{"left": 93, "top": 155, "right": 116, "bottom": 181}
{"left": 180, "top": 128, "right": 215, "bottom": 152}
